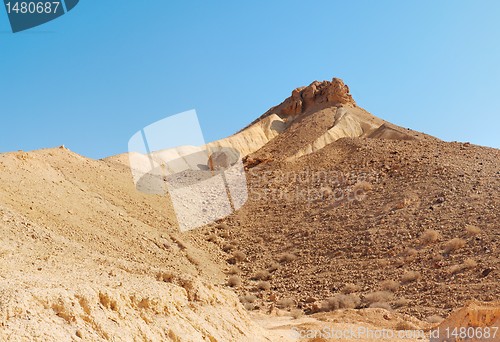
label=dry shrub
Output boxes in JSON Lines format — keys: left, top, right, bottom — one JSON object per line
{"left": 342, "top": 283, "right": 361, "bottom": 294}
{"left": 252, "top": 270, "right": 270, "bottom": 281}
{"left": 401, "top": 271, "right": 421, "bottom": 284}
{"left": 239, "top": 294, "right": 257, "bottom": 304}
{"left": 186, "top": 253, "right": 200, "bottom": 266}
{"left": 222, "top": 243, "right": 235, "bottom": 252}
{"left": 279, "top": 253, "right": 297, "bottom": 263}
{"left": 420, "top": 229, "right": 441, "bottom": 245}
{"left": 290, "top": 309, "right": 303, "bottom": 319}
{"left": 403, "top": 248, "right": 418, "bottom": 258}
{"left": 206, "top": 233, "right": 217, "bottom": 242}
{"left": 216, "top": 223, "right": 229, "bottom": 230}
{"left": 393, "top": 298, "right": 410, "bottom": 308}
{"left": 443, "top": 238, "right": 466, "bottom": 254}
{"left": 227, "top": 276, "right": 241, "bottom": 287}
{"left": 364, "top": 291, "right": 394, "bottom": 305}
{"left": 219, "top": 230, "right": 230, "bottom": 239}
{"left": 226, "top": 266, "right": 241, "bottom": 275}
{"left": 243, "top": 303, "right": 254, "bottom": 311}
{"left": 323, "top": 294, "right": 361, "bottom": 311}
{"left": 267, "top": 262, "right": 280, "bottom": 272}
{"left": 369, "top": 302, "right": 392, "bottom": 310}
{"left": 156, "top": 272, "right": 175, "bottom": 283}
{"left": 257, "top": 281, "right": 271, "bottom": 290}
{"left": 232, "top": 251, "right": 246, "bottom": 262}
{"left": 450, "top": 258, "right": 477, "bottom": 275}
{"left": 378, "top": 259, "right": 390, "bottom": 267}
{"left": 465, "top": 225, "right": 481, "bottom": 236}
{"left": 276, "top": 298, "right": 295, "bottom": 309}
{"left": 426, "top": 315, "right": 444, "bottom": 324}
{"left": 395, "top": 321, "right": 417, "bottom": 331}
{"left": 380, "top": 280, "right": 400, "bottom": 292}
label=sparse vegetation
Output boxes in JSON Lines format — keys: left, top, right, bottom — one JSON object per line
{"left": 364, "top": 291, "right": 394, "bottom": 305}
{"left": 322, "top": 294, "right": 361, "bottom": 311}
{"left": 239, "top": 294, "right": 257, "bottom": 304}
{"left": 232, "top": 251, "right": 246, "bottom": 262}
{"left": 279, "top": 253, "right": 297, "bottom": 263}
{"left": 267, "top": 262, "right": 280, "bottom": 273}
{"left": 342, "top": 283, "right": 361, "bottom": 294}
{"left": 403, "top": 247, "right": 418, "bottom": 258}
{"left": 252, "top": 270, "right": 271, "bottom": 281}
{"left": 443, "top": 238, "right": 466, "bottom": 254}
{"left": 379, "top": 280, "right": 400, "bottom": 292}
{"left": 426, "top": 315, "right": 444, "bottom": 324}
{"left": 227, "top": 276, "right": 241, "bottom": 287}
{"left": 257, "top": 281, "right": 271, "bottom": 290}
{"left": 226, "top": 266, "right": 241, "bottom": 275}
{"left": 420, "top": 229, "right": 441, "bottom": 245}
{"left": 401, "top": 271, "right": 421, "bottom": 284}
{"left": 465, "top": 225, "right": 481, "bottom": 236}
{"left": 222, "top": 243, "right": 235, "bottom": 252}
{"left": 449, "top": 258, "right": 477, "bottom": 275}
{"left": 290, "top": 309, "right": 303, "bottom": 319}
{"left": 393, "top": 298, "right": 410, "bottom": 308}
{"left": 276, "top": 298, "right": 295, "bottom": 309}
{"left": 206, "top": 233, "right": 218, "bottom": 242}
{"left": 369, "top": 302, "right": 392, "bottom": 310}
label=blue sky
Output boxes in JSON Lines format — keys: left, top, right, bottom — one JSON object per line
{"left": 1, "top": 1, "right": 499, "bottom": 159}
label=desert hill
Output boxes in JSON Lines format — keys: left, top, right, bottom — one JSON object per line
{"left": 187, "top": 80, "right": 498, "bottom": 323}
{"left": 0, "top": 78, "right": 498, "bottom": 341}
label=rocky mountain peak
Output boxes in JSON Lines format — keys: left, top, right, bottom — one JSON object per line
{"left": 279, "top": 78, "right": 356, "bottom": 116}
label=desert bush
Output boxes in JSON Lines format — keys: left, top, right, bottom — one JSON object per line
{"left": 252, "top": 270, "right": 271, "bottom": 281}
{"left": 369, "top": 302, "right": 392, "bottom": 310}
{"left": 426, "top": 315, "right": 444, "bottom": 324}
{"left": 276, "top": 298, "right": 295, "bottom": 309}
{"left": 279, "top": 253, "right": 297, "bottom": 263}
{"left": 222, "top": 243, "right": 235, "bottom": 252}
{"left": 420, "top": 229, "right": 441, "bottom": 245}
{"left": 465, "top": 225, "right": 481, "bottom": 236}
{"left": 239, "top": 294, "right": 257, "bottom": 304}
{"left": 257, "top": 281, "right": 271, "bottom": 290}
{"left": 216, "top": 223, "right": 229, "bottom": 230}
{"left": 267, "top": 262, "right": 280, "bottom": 272}
{"left": 243, "top": 303, "right": 254, "bottom": 311}
{"left": 393, "top": 298, "right": 410, "bottom": 308}
{"left": 156, "top": 272, "right": 175, "bottom": 283}
{"left": 290, "top": 309, "right": 303, "bottom": 319}
{"left": 227, "top": 276, "right": 241, "bottom": 287}
{"left": 395, "top": 321, "right": 417, "bottom": 331}
{"left": 450, "top": 258, "right": 477, "bottom": 275}
{"left": 364, "top": 291, "right": 394, "bottom": 305}
{"left": 401, "top": 271, "right": 421, "bottom": 284}
{"left": 232, "top": 251, "right": 246, "bottom": 262}
{"left": 342, "top": 283, "right": 361, "bottom": 294}
{"left": 403, "top": 248, "right": 418, "bottom": 258}
{"left": 443, "top": 238, "right": 466, "bottom": 254}
{"left": 206, "top": 233, "right": 217, "bottom": 242}
{"left": 380, "top": 280, "right": 400, "bottom": 292}
{"left": 226, "top": 266, "right": 241, "bottom": 275}
{"left": 219, "top": 230, "right": 230, "bottom": 238}
{"left": 323, "top": 294, "right": 361, "bottom": 311}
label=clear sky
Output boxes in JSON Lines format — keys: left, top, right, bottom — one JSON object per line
{"left": 1, "top": 1, "right": 499, "bottom": 159}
